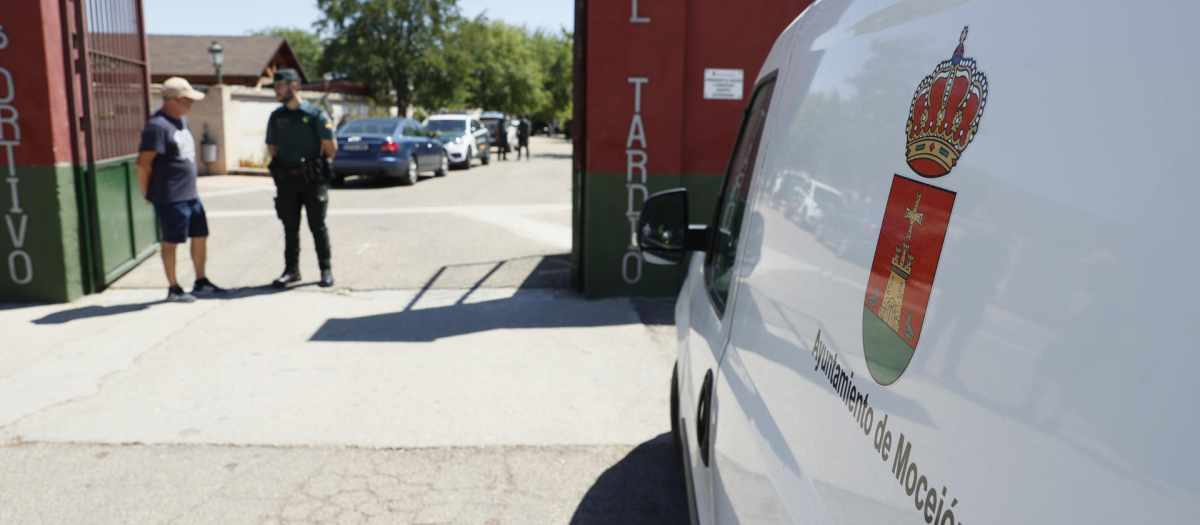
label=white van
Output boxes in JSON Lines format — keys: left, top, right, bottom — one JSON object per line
{"left": 637, "top": 2, "right": 1199, "bottom": 523}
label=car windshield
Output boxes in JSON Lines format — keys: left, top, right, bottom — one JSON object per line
{"left": 424, "top": 119, "right": 467, "bottom": 134}
{"left": 337, "top": 120, "right": 398, "bottom": 137}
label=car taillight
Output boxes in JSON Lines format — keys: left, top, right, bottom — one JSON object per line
{"left": 380, "top": 142, "right": 399, "bottom": 153}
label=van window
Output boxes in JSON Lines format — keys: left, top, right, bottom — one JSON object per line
{"left": 706, "top": 75, "right": 776, "bottom": 314}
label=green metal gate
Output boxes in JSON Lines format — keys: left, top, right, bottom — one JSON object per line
{"left": 64, "top": 0, "right": 159, "bottom": 292}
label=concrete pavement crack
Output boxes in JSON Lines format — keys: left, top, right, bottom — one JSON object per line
{"left": 0, "top": 298, "right": 226, "bottom": 439}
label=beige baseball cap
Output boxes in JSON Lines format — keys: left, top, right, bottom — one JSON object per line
{"left": 162, "top": 77, "right": 205, "bottom": 100}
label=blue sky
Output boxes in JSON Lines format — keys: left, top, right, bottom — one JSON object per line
{"left": 143, "top": 0, "right": 574, "bottom": 35}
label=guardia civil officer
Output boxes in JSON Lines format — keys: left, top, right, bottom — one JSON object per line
{"left": 266, "top": 69, "right": 338, "bottom": 288}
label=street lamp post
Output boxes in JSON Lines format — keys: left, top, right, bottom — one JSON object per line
{"left": 208, "top": 41, "right": 224, "bottom": 85}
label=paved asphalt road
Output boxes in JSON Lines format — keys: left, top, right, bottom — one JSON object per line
{"left": 0, "top": 137, "right": 689, "bottom": 524}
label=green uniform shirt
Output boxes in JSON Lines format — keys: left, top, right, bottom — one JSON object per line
{"left": 266, "top": 101, "right": 334, "bottom": 168}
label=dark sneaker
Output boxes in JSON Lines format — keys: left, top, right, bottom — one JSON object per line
{"left": 319, "top": 269, "right": 334, "bottom": 288}
{"left": 167, "top": 285, "right": 196, "bottom": 303}
{"left": 192, "top": 278, "right": 227, "bottom": 295}
{"left": 272, "top": 270, "right": 302, "bottom": 288}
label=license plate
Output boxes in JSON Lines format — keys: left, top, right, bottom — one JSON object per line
{"left": 343, "top": 144, "right": 368, "bottom": 151}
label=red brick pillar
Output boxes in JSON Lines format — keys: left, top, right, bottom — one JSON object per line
{"left": 0, "top": 0, "right": 87, "bottom": 302}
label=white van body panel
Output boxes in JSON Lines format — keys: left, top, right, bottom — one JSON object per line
{"left": 676, "top": 12, "right": 809, "bottom": 523}
{"left": 675, "top": 0, "right": 1200, "bottom": 523}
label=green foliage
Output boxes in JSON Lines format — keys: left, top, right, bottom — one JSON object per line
{"left": 529, "top": 28, "right": 573, "bottom": 121}
{"left": 317, "top": 0, "right": 464, "bottom": 110}
{"left": 249, "top": 27, "right": 325, "bottom": 79}
{"left": 308, "top": 0, "right": 573, "bottom": 120}
{"left": 451, "top": 18, "right": 546, "bottom": 116}
{"left": 446, "top": 19, "right": 572, "bottom": 120}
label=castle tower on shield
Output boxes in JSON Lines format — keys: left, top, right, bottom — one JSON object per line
{"left": 879, "top": 193, "right": 924, "bottom": 331}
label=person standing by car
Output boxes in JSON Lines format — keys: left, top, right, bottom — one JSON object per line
{"left": 516, "top": 114, "right": 531, "bottom": 160}
{"left": 495, "top": 112, "right": 509, "bottom": 161}
{"left": 266, "top": 69, "right": 338, "bottom": 288}
{"left": 136, "top": 77, "right": 227, "bottom": 302}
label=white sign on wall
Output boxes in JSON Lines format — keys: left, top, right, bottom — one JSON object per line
{"left": 703, "top": 68, "right": 744, "bottom": 100}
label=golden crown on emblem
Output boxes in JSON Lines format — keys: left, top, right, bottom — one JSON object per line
{"left": 905, "top": 27, "right": 989, "bottom": 178}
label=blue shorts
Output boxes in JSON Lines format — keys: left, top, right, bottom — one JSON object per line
{"left": 154, "top": 199, "right": 209, "bottom": 244}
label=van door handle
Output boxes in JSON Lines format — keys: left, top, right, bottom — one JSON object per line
{"left": 696, "top": 369, "right": 715, "bottom": 467}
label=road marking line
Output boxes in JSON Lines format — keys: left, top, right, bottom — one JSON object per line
{"left": 198, "top": 186, "right": 275, "bottom": 198}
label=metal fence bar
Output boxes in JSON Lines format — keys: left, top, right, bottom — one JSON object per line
{"left": 77, "top": 0, "right": 147, "bottom": 163}
{"left": 134, "top": 0, "right": 150, "bottom": 118}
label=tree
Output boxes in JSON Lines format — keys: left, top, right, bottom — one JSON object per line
{"left": 446, "top": 18, "right": 573, "bottom": 119}
{"left": 529, "top": 28, "right": 572, "bottom": 121}
{"left": 249, "top": 27, "right": 325, "bottom": 79}
{"left": 317, "top": 0, "right": 465, "bottom": 110}
{"left": 452, "top": 18, "right": 548, "bottom": 115}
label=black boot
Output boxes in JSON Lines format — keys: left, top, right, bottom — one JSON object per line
{"left": 272, "top": 269, "right": 301, "bottom": 288}
{"left": 319, "top": 268, "right": 334, "bottom": 288}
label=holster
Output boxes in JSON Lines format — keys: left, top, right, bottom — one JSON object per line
{"left": 268, "top": 158, "right": 282, "bottom": 185}
{"left": 304, "top": 156, "right": 334, "bottom": 184}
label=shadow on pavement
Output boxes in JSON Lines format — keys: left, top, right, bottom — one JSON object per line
{"left": 535, "top": 152, "right": 573, "bottom": 159}
{"left": 631, "top": 298, "right": 675, "bottom": 326}
{"left": 32, "top": 302, "right": 161, "bottom": 324}
{"left": 27, "top": 282, "right": 321, "bottom": 324}
{"left": 26, "top": 254, "right": 676, "bottom": 332}
{"left": 569, "top": 433, "right": 689, "bottom": 525}
{"left": 309, "top": 253, "right": 672, "bottom": 342}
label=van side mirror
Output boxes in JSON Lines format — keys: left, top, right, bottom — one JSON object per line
{"left": 638, "top": 189, "right": 712, "bottom": 266}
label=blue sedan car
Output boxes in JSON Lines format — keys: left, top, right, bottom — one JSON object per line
{"left": 331, "top": 118, "right": 448, "bottom": 186}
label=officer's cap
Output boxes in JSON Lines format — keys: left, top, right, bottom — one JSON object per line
{"left": 274, "top": 69, "right": 302, "bottom": 83}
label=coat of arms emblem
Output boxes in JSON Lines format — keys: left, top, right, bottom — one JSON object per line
{"left": 861, "top": 27, "right": 984, "bottom": 385}
{"left": 862, "top": 176, "right": 955, "bottom": 385}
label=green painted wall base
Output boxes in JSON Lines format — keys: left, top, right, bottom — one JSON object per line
{"left": 88, "top": 157, "right": 160, "bottom": 287}
{"left": 0, "top": 165, "right": 85, "bottom": 303}
{"left": 579, "top": 172, "right": 723, "bottom": 298}
{"left": 0, "top": 157, "right": 158, "bottom": 304}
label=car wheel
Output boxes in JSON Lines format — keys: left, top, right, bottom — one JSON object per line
{"left": 400, "top": 155, "right": 418, "bottom": 186}
{"left": 462, "top": 146, "right": 473, "bottom": 170}
{"left": 482, "top": 147, "right": 490, "bottom": 165}
{"left": 434, "top": 152, "right": 448, "bottom": 177}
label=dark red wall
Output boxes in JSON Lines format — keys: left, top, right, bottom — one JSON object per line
{"left": 680, "top": 0, "right": 812, "bottom": 176}
{"left": 585, "top": 0, "right": 812, "bottom": 177}
{"left": 4, "top": 0, "right": 73, "bottom": 166}
{"left": 585, "top": 0, "right": 686, "bottom": 176}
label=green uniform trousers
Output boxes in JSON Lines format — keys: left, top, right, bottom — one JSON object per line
{"left": 275, "top": 181, "right": 331, "bottom": 271}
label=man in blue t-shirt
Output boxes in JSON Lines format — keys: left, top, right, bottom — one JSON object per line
{"left": 136, "top": 77, "right": 226, "bottom": 302}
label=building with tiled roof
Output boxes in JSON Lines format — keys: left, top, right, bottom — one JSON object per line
{"left": 148, "top": 35, "right": 308, "bottom": 87}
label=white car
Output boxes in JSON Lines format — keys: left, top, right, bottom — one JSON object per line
{"left": 480, "top": 114, "right": 519, "bottom": 153}
{"left": 423, "top": 115, "right": 490, "bottom": 169}
{"left": 638, "top": 2, "right": 1200, "bottom": 524}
